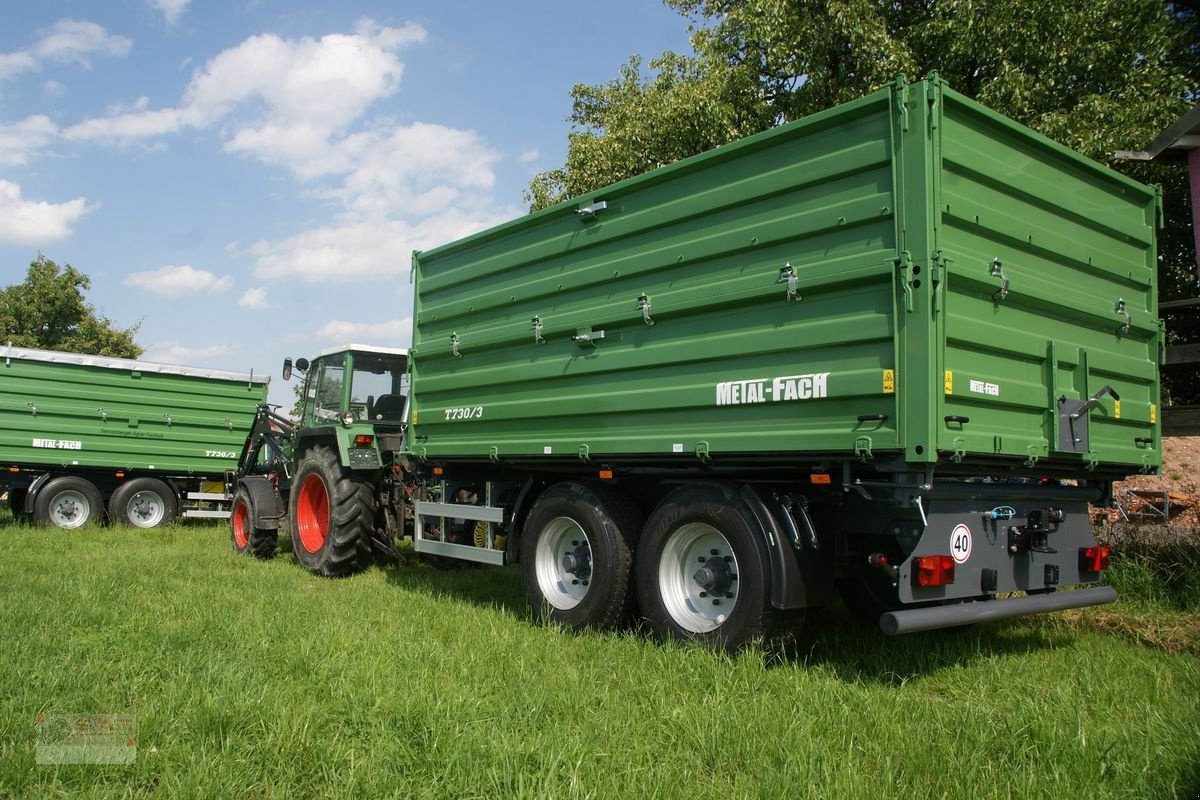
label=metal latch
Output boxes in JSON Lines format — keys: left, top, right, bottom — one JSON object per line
{"left": 777, "top": 263, "right": 800, "bottom": 302}
{"left": 576, "top": 200, "right": 607, "bottom": 220}
{"left": 571, "top": 328, "right": 605, "bottom": 347}
{"left": 1057, "top": 385, "right": 1119, "bottom": 453}
{"left": 989, "top": 258, "right": 1008, "bottom": 301}
{"left": 531, "top": 316, "right": 545, "bottom": 344}
{"left": 636, "top": 294, "right": 655, "bottom": 326}
{"left": 1114, "top": 298, "right": 1131, "bottom": 335}
{"left": 450, "top": 333, "right": 462, "bottom": 359}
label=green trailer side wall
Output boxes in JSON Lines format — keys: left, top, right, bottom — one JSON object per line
{"left": 410, "top": 76, "right": 1160, "bottom": 474}
{"left": 932, "top": 85, "right": 1159, "bottom": 471}
{"left": 0, "top": 348, "right": 269, "bottom": 475}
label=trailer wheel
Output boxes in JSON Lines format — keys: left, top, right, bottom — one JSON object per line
{"left": 230, "top": 487, "right": 277, "bottom": 559}
{"left": 519, "top": 482, "right": 641, "bottom": 631}
{"left": 108, "top": 478, "right": 178, "bottom": 528}
{"left": 288, "top": 445, "right": 373, "bottom": 577}
{"left": 32, "top": 476, "right": 103, "bottom": 530}
{"left": 636, "top": 483, "right": 784, "bottom": 652}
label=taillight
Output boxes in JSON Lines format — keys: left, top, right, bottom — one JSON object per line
{"left": 913, "top": 555, "right": 956, "bottom": 587}
{"left": 1079, "top": 545, "right": 1111, "bottom": 573}
{"left": 353, "top": 434, "right": 374, "bottom": 447}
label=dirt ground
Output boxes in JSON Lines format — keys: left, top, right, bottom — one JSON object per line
{"left": 1094, "top": 436, "right": 1200, "bottom": 526}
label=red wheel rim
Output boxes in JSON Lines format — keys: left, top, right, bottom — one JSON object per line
{"left": 232, "top": 499, "right": 249, "bottom": 548}
{"left": 296, "top": 474, "right": 329, "bottom": 553}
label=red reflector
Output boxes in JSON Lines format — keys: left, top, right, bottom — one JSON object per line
{"left": 353, "top": 434, "right": 374, "bottom": 447}
{"left": 1079, "top": 545, "right": 1111, "bottom": 573}
{"left": 809, "top": 473, "right": 831, "bottom": 485}
{"left": 913, "top": 555, "right": 956, "bottom": 587}
{"left": 432, "top": 467, "right": 444, "bottom": 476}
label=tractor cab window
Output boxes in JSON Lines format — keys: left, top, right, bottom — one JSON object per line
{"left": 349, "top": 354, "right": 408, "bottom": 422}
{"left": 311, "top": 361, "right": 345, "bottom": 423}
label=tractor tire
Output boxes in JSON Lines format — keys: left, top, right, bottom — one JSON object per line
{"left": 230, "top": 487, "right": 278, "bottom": 559}
{"left": 288, "top": 445, "right": 374, "bottom": 577}
{"left": 636, "top": 482, "right": 800, "bottom": 653}
{"left": 108, "top": 478, "right": 178, "bottom": 528}
{"left": 32, "top": 476, "right": 104, "bottom": 530}
{"left": 519, "top": 482, "right": 642, "bottom": 631}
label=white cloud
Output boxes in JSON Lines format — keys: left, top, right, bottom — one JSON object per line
{"left": 148, "top": 0, "right": 190, "bottom": 26}
{"left": 0, "top": 116, "right": 59, "bottom": 166}
{"left": 142, "top": 341, "right": 234, "bottom": 364}
{"left": 123, "top": 265, "right": 234, "bottom": 297}
{"left": 0, "top": 180, "right": 92, "bottom": 245}
{"left": 316, "top": 317, "right": 413, "bottom": 344}
{"left": 0, "top": 19, "right": 130, "bottom": 83}
{"left": 65, "top": 20, "right": 426, "bottom": 150}
{"left": 250, "top": 205, "right": 512, "bottom": 283}
{"left": 238, "top": 287, "right": 269, "bottom": 309}
{"left": 519, "top": 147, "right": 539, "bottom": 163}
{"left": 43, "top": 79, "right": 65, "bottom": 95}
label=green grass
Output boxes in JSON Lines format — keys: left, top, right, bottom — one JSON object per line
{"left": 1, "top": 517, "right": 1198, "bottom": 799}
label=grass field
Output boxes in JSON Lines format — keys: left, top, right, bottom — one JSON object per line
{"left": 0, "top": 516, "right": 1197, "bottom": 799}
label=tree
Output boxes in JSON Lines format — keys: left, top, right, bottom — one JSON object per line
{"left": 0, "top": 255, "right": 142, "bottom": 358}
{"left": 528, "top": 0, "right": 1200, "bottom": 401}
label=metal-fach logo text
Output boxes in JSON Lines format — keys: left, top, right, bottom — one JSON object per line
{"left": 715, "top": 372, "right": 830, "bottom": 406}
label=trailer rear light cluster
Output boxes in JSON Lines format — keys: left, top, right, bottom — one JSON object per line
{"left": 1079, "top": 545, "right": 1111, "bottom": 573}
{"left": 913, "top": 555, "right": 955, "bottom": 587}
{"left": 352, "top": 434, "right": 374, "bottom": 447}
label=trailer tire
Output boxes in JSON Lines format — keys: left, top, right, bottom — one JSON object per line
{"left": 520, "top": 482, "right": 641, "bottom": 631}
{"left": 637, "top": 483, "right": 791, "bottom": 653}
{"left": 288, "top": 445, "right": 373, "bottom": 577}
{"left": 230, "top": 487, "right": 277, "bottom": 559}
{"left": 33, "top": 476, "right": 103, "bottom": 530}
{"left": 108, "top": 478, "right": 178, "bottom": 528}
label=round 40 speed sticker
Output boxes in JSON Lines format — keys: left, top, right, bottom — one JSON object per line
{"left": 950, "top": 524, "right": 972, "bottom": 564}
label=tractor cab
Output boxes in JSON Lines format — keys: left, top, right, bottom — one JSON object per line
{"left": 282, "top": 343, "right": 411, "bottom": 468}
{"left": 287, "top": 344, "right": 410, "bottom": 430}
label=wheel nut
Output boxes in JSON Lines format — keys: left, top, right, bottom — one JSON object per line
{"left": 725, "top": 593, "right": 734, "bottom": 599}
{"left": 712, "top": 599, "right": 720, "bottom": 606}
{"left": 699, "top": 591, "right": 708, "bottom": 598}
{"left": 710, "top": 549, "right": 719, "bottom": 556}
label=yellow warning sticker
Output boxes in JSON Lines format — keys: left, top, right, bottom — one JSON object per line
{"left": 944, "top": 370, "right": 953, "bottom": 395}
{"left": 1114, "top": 400, "right": 1121, "bottom": 419}
{"left": 883, "top": 369, "right": 895, "bottom": 394}
{"left": 1150, "top": 404, "right": 1156, "bottom": 424}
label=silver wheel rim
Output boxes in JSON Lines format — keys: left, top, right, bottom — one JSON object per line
{"left": 49, "top": 490, "right": 91, "bottom": 529}
{"left": 658, "top": 522, "right": 739, "bottom": 633}
{"left": 125, "top": 490, "right": 166, "bottom": 528}
{"left": 534, "top": 516, "right": 592, "bottom": 610}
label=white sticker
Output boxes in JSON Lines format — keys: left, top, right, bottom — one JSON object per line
{"left": 543, "top": 446, "right": 553, "bottom": 455}
{"left": 672, "top": 443, "right": 684, "bottom": 453}
{"left": 950, "top": 524, "right": 973, "bottom": 564}
{"left": 968, "top": 379, "right": 1000, "bottom": 397}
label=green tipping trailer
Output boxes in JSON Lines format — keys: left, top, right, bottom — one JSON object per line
{"left": 234, "top": 75, "right": 1161, "bottom": 649}
{"left": 2, "top": 345, "right": 270, "bottom": 528}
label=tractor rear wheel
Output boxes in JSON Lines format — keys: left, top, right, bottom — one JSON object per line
{"left": 288, "top": 445, "right": 374, "bottom": 577}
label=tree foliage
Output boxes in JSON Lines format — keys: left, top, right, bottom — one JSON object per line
{"left": 529, "top": 0, "right": 1200, "bottom": 401}
{"left": 0, "top": 255, "right": 142, "bottom": 358}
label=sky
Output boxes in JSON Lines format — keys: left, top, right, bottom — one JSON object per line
{"left": 0, "top": 0, "right": 694, "bottom": 407}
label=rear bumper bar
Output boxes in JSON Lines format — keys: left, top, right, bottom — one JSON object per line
{"left": 880, "top": 586, "right": 1117, "bottom": 635}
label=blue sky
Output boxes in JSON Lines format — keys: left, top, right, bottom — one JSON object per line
{"left": 0, "top": 1, "right": 693, "bottom": 407}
